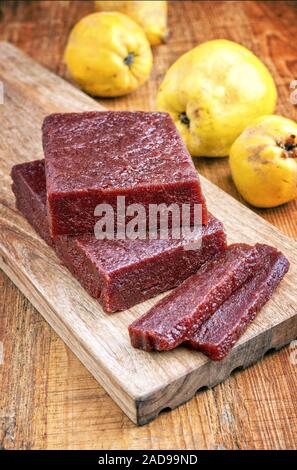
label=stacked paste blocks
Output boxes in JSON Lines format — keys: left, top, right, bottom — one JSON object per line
{"left": 11, "top": 160, "right": 225, "bottom": 313}
{"left": 12, "top": 110, "right": 289, "bottom": 360}
{"left": 12, "top": 112, "right": 223, "bottom": 313}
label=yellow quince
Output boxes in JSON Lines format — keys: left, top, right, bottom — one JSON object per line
{"left": 95, "top": 1, "right": 168, "bottom": 46}
{"left": 157, "top": 39, "right": 277, "bottom": 157}
{"left": 230, "top": 115, "right": 297, "bottom": 207}
{"left": 64, "top": 12, "right": 153, "bottom": 97}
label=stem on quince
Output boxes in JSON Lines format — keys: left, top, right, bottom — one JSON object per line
{"left": 179, "top": 112, "right": 190, "bottom": 127}
{"left": 278, "top": 134, "right": 297, "bottom": 158}
{"left": 124, "top": 52, "right": 135, "bottom": 66}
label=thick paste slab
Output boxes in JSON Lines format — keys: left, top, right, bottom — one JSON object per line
{"left": 43, "top": 111, "right": 208, "bottom": 237}
{"left": 188, "top": 244, "right": 289, "bottom": 360}
{"left": 11, "top": 160, "right": 53, "bottom": 247}
{"left": 129, "top": 244, "right": 262, "bottom": 351}
{"left": 11, "top": 160, "right": 224, "bottom": 313}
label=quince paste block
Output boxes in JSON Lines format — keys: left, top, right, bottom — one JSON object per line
{"left": 11, "top": 159, "right": 53, "bottom": 247}
{"left": 11, "top": 160, "right": 224, "bottom": 313}
{"left": 188, "top": 244, "right": 289, "bottom": 360}
{"left": 128, "top": 244, "right": 264, "bottom": 350}
{"left": 42, "top": 111, "right": 208, "bottom": 237}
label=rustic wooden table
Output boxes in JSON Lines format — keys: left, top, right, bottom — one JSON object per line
{"left": 0, "top": 0, "right": 297, "bottom": 450}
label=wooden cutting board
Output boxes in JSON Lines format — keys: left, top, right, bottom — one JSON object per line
{"left": 0, "top": 41, "right": 296, "bottom": 425}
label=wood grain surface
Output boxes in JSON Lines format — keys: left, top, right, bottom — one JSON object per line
{"left": 2, "top": 38, "right": 297, "bottom": 427}
{"left": 0, "top": 0, "right": 297, "bottom": 449}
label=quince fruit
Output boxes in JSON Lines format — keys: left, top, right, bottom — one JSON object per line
{"left": 64, "top": 12, "right": 153, "bottom": 97}
{"left": 95, "top": 1, "right": 168, "bottom": 46}
{"left": 157, "top": 39, "right": 277, "bottom": 157}
{"left": 230, "top": 115, "right": 297, "bottom": 207}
